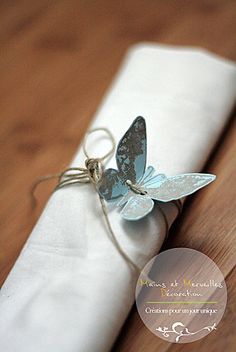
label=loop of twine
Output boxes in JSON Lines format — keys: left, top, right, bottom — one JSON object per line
{"left": 31, "top": 127, "right": 183, "bottom": 278}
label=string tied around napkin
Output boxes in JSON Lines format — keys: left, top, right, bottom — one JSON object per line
{"left": 31, "top": 126, "right": 182, "bottom": 275}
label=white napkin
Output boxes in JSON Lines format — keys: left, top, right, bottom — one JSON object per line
{"left": 0, "top": 44, "right": 235, "bottom": 352}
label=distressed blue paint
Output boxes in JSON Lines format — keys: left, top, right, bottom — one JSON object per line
{"left": 115, "top": 116, "right": 146, "bottom": 183}
{"left": 98, "top": 168, "right": 128, "bottom": 200}
{"left": 146, "top": 173, "right": 216, "bottom": 202}
{"left": 120, "top": 195, "right": 154, "bottom": 221}
{"left": 98, "top": 116, "right": 146, "bottom": 200}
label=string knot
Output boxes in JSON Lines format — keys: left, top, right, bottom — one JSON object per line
{"left": 85, "top": 158, "right": 104, "bottom": 184}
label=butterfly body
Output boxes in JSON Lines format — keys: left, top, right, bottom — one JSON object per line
{"left": 98, "top": 117, "right": 215, "bottom": 221}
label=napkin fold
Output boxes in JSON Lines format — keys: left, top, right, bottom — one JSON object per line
{"left": 0, "top": 44, "right": 235, "bottom": 352}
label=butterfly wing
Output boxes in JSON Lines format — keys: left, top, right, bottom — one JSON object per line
{"left": 116, "top": 116, "right": 147, "bottom": 184}
{"left": 98, "top": 168, "right": 128, "bottom": 201}
{"left": 98, "top": 116, "right": 147, "bottom": 201}
{"left": 120, "top": 194, "right": 154, "bottom": 221}
{"left": 139, "top": 165, "right": 155, "bottom": 184}
{"left": 144, "top": 173, "right": 216, "bottom": 202}
{"left": 140, "top": 166, "right": 167, "bottom": 187}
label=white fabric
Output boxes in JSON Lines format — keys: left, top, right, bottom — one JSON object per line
{"left": 0, "top": 44, "right": 235, "bottom": 352}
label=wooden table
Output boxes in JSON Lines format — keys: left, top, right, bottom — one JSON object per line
{"left": 0, "top": 1, "right": 235, "bottom": 351}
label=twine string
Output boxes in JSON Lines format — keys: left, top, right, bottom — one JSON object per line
{"left": 31, "top": 126, "right": 183, "bottom": 276}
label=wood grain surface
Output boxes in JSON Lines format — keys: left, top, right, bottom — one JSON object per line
{"left": 0, "top": 1, "right": 235, "bottom": 351}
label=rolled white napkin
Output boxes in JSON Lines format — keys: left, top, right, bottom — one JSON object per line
{"left": 0, "top": 44, "right": 235, "bottom": 352}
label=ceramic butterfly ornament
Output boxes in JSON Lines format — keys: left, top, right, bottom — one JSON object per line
{"left": 98, "top": 116, "right": 216, "bottom": 221}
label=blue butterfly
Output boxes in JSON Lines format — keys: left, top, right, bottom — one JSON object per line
{"left": 98, "top": 116, "right": 216, "bottom": 221}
